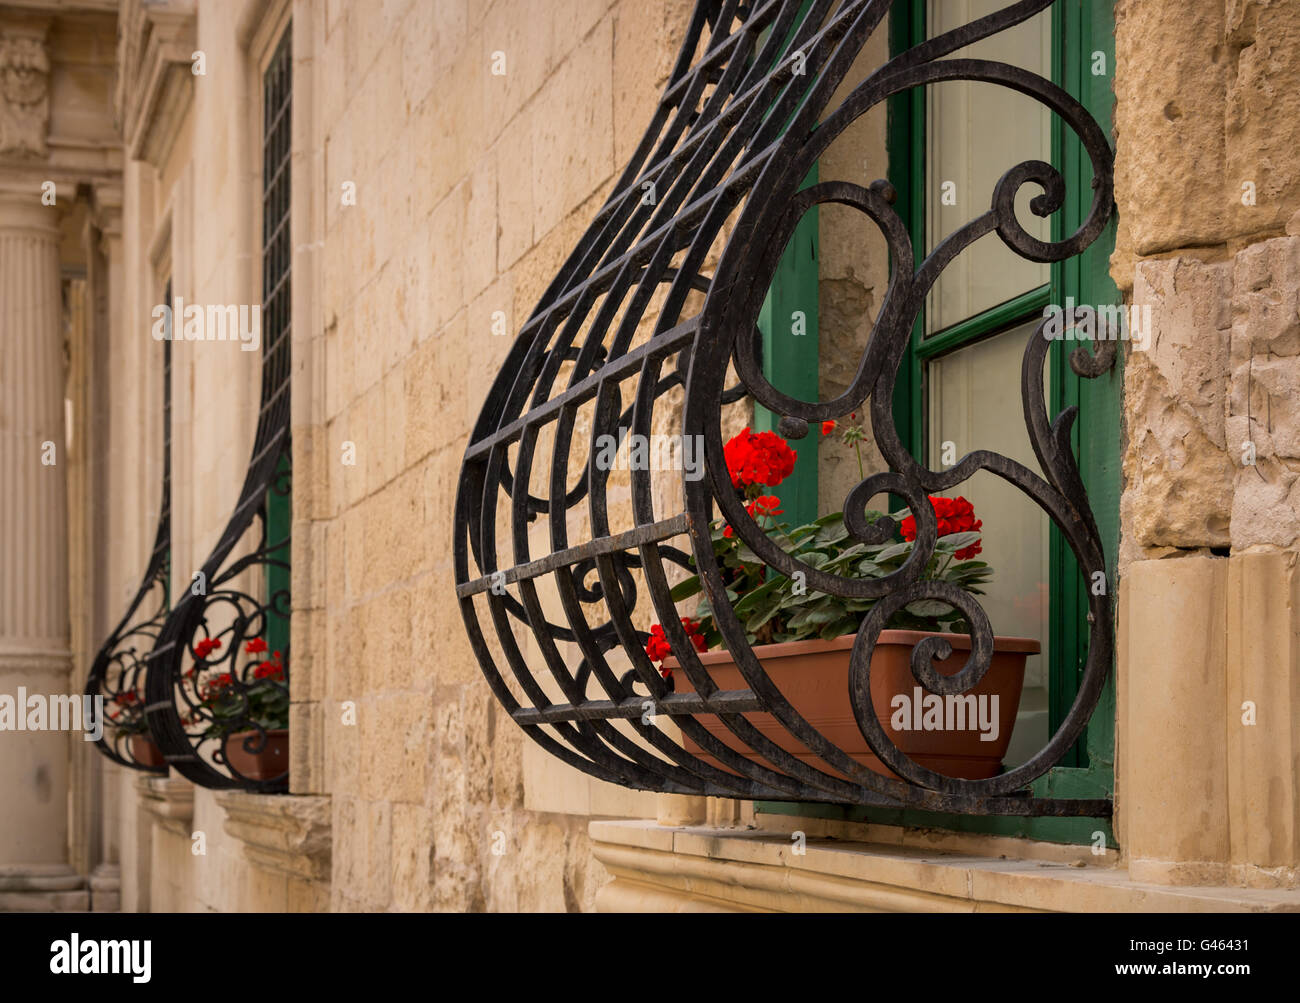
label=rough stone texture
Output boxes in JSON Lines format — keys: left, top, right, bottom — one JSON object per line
{"left": 1224, "top": 0, "right": 1300, "bottom": 242}
{"left": 1112, "top": 0, "right": 1300, "bottom": 290}
{"left": 1122, "top": 237, "right": 1300, "bottom": 559}
{"left": 1123, "top": 258, "right": 1235, "bottom": 553}
{"left": 1112, "top": 0, "right": 1228, "bottom": 266}
{"left": 1227, "top": 235, "right": 1300, "bottom": 549}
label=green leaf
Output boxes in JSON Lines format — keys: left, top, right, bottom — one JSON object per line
{"left": 875, "top": 541, "right": 912, "bottom": 562}
{"left": 813, "top": 517, "right": 849, "bottom": 546}
{"left": 669, "top": 576, "right": 703, "bottom": 602}
{"left": 783, "top": 589, "right": 827, "bottom": 608}
{"left": 746, "top": 603, "right": 783, "bottom": 633}
{"left": 935, "top": 531, "right": 981, "bottom": 552}
{"left": 732, "top": 576, "right": 783, "bottom": 614}
{"left": 904, "top": 599, "right": 957, "bottom": 618}
{"left": 818, "top": 616, "right": 860, "bottom": 641}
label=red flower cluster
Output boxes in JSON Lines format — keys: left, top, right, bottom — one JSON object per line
{"left": 107, "top": 690, "right": 140, "bottom": 722}
{"left": 202, "top": 672, "right": 235, "bottom": 699}
{"left": 193, "top": 637, "right": 222, "bottom": 660}
{"left": 899, "top": 496, "right": 983, "bottom": 560}
{"left": 244, "top": 637, "right": 268, "bottom": 654}
{"left": 253, "top": 650, "right": 285, "bottom": 681}
{"left": 723, "top": 427, "right": 797, "bottom": 489}
{"left": 723, "top": 494, "right": 784, "bottom": 538}
{"left": 645, "top": 617, "right": 707, "bottom": 677}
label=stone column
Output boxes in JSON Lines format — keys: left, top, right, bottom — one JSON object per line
{"left": 87, "top": 188, "right": 125, "bottom": 911}
{"left": 0, "top": 187, "right": 85, "bottom": 910}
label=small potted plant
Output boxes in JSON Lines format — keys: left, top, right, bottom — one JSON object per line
{"left": 107, "top": 690, "right": 166, "bottom": 768}
{"left": 646, "top": 420, "right": 1038, "bottom": 781}
{"left": 188, "top": 636, "right": 288, "bottom": 781}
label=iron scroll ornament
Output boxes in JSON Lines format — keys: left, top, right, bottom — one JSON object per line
{"left": 454, "top": 0, "right": 1117, "bottom": 815}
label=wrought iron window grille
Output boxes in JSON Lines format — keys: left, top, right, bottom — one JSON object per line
{"left": 454, "top": 0, "right": 1117, "bottom": 817}
{"left": 144, "top": 29, "right": 293, "bottom": 792}
{"left": 85, "top": 317, "right": 172, "bottom": 774}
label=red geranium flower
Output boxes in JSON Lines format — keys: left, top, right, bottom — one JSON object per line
{"left": 723, "top": 494, "right": 785, "bottom": 537}
{"left": 899, "top": 495, "right": 983, "bottom": 560}
{"left": 644, "top": 617, "right": 707, "bottom": 677}
{"left": 723, "top": 427, "right": 797, "bottom": 489}
{"left": 244, "top": 637, "right": 268, "bottom": 654}
{"left": 253, "top": 661, "right": 284, "bottom": 681}
{"left": 193, "top": 637, "right": 222, "bottom": 659}
{"left": 821, "top": 420, "right": 836, "bottom": 436}
{"left": 749, "top": 494, "right": 783, "bottom": 520}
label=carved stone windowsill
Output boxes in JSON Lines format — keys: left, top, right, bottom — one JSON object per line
{"left": 135, "top": 774, "right": 195, "bottom": 837}
{"left": 214, "top": 792, "right": 330, "bottom": 882}
{"left": 590, "top": 820, "right": 1300, "bottom": 913}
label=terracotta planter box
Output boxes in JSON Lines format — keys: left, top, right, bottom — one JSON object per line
{"left": 129, "top": 735, "right": 166, "bottom": 769}
{"left": 666, "top": 630, "right": 1038, "bottom": 781}
{"left": 224, "top": 729, "right": 289, "bottom": 782}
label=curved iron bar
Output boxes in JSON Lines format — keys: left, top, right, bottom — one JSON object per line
{"left": 143, "top": 31, "right": 293, "bottom": 791}
{"left": 87, "top": 317, "right": 174, "bottom": 773}
{"left": 455, "top": 0, "right": 1117, "bottom": 814}
{"left": 84, "top": 450, "right": 170, "bottom": 773}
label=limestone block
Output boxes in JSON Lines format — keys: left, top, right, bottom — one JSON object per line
{"left": 1112, "top": 0, "right": 1228, "bottom": 258}
{"left": 389, "top": 802, "right": 434, "bottom": 911}
{"left": 1224, "top": 0, "right": 1300, "bottom": 237}
{"left": 479, "top": 0, "right": 556, "bottom": 145}
{"left": 464, "top": 152, "right": 500, "bottom": 302}
{"left": 1230, "top": 464, "right": 1300, "bottom": 550}
{"left": 363, "top": 798, "right": 392, "bottom": 908}
{"left": 496, "top": 107, "right": 536, "bottom": 271}
{"left": 1225, "top": 551, "right": 1300, "bottom": 888}
{"left": 612, "top": 0, "right": 681, "bottom": 168}
{"left": 1120, "top": 557, "right": 1230, "bottom": 887}
{"left": 530, "top": 18, "right": 614, "bottom": 240}
{"left": 1124, "top": 259, "right": 1235, "bottom": 548}
{"left": 1227, "top": 235, "right": 1300, "bottom": 548}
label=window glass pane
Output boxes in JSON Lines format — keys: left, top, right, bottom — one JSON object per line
{"left": 926, "top": 320, "right": 1048, "bottom": 765}
{"left": 925, "top": 0, "right": 1051, "bottom": 333}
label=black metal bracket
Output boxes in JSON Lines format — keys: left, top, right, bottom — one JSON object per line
{"left": 454, "top": 0, "right": 1116, "bottom": 816}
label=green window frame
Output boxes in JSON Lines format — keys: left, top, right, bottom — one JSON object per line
{"left": 262, "top": 28, "right": 293, "bottom": 659}
{"left": 757, "top": 0, "right": 1120, "bottom": 845}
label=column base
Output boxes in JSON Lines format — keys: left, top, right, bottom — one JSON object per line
{"left": 89, "top": 863, "right": 120, "bottom": 912}
{"left": 0, "top": 864, "right": 89, "bottom": 912}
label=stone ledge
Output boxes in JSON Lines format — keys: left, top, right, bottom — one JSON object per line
{"left": 589, "top": 821, "right": 1300, "bottom": 913}
{"left": 214, "top": 792, "right": 331, "bottom": 881}
{"left": 136, "top": 775, "right": 194, "bottom": 837}
{"left": 0, "top": 864, "right": 84, "bottom": 893}
{"left": 0, "top": 890, "right": 90, "bottom": 912}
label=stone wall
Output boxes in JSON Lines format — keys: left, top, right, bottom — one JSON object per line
{"left": 1112, "top": 0, "right": 1300, "bottom": 887}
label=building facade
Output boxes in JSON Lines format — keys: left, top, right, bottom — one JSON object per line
{"left": 1, "top": 0, "right": 1299, "bottom": 913}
